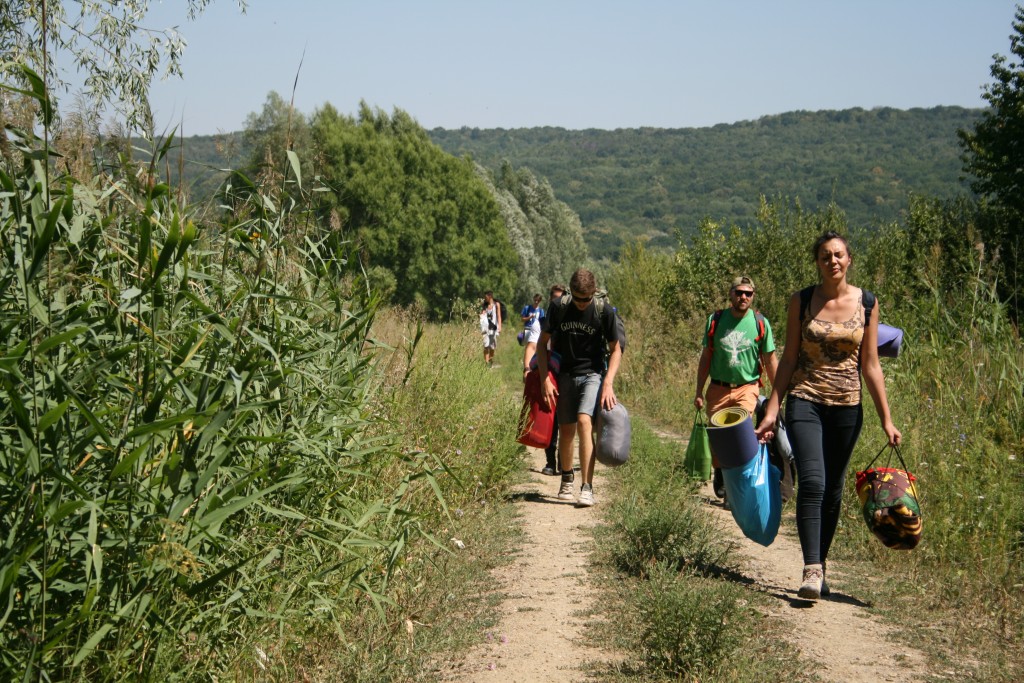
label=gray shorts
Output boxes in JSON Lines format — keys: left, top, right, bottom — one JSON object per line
{"left": 557, "top": 372, "right": 603, "bottom": 423}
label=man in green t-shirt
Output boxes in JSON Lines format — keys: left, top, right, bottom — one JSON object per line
{"left": 694, "top": 276, "right": 779, "bottom": 498}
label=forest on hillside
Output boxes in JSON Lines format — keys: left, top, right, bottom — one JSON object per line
{"left": 155, "top": 106, "right": 980, "bottom": 255}
{"left": 430, "top": 106, "right": 982, "bottom": 253}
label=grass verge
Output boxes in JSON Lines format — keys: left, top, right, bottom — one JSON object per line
{"left": 587, "top": 419, "right": 810, "bottom": 682}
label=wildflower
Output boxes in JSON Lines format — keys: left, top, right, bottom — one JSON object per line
{"left": 500, "top": 635, "right": 509, "bottom": 644}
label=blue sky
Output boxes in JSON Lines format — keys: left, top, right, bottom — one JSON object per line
{"left": 134, "top": 0, "right": 1017, "bottom": 135}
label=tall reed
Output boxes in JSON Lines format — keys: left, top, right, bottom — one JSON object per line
{"left": 0, "top": 102, "right": 451, "bottom": 679}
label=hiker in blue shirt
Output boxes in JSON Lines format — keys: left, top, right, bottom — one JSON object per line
{"left": 520, "top": 293, "right": 545, "bottom": 380}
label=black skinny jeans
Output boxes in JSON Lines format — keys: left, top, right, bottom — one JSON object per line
{"left": 785, "top": 396, "right": 863, "bottom": 566}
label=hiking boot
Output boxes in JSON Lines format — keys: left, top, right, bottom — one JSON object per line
{"left": 557, "top": 476, "right": 575, "bottom": 501}
{"left": 798, "top": 563, "right": 824, "bottom": 600}
{"left": 541, "top": 465, "right": 558, "bottom": 476}
{"left": 713, "top": 468, "right": 725, "bottom": 499}
{"left": 577, "top": 484, "right": 595, "bottom": 507}
{"left": 821, "top": 561, "right": 831, "bottom": 597}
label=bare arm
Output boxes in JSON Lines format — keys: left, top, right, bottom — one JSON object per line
{"left": 694, "top": 345, "right": 713, "bottom": 409}
{"left": 861, "top": 299, "right": 902, "bottom": 446}
{"left": 536, "top": 331, "right": 557, "bottom": 408}
{"left": 755, "top": 292, "right": 801, "bottom": 441}
{"left": 762, "top": 349, "right": 779, "bottom": 389}
{"left": 600, "top": 339, "right": 622, "bottom": 410}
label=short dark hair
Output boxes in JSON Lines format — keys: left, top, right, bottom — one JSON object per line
{"left": 550, "top": 283, "right": 566, "bottom": 296}
{"left": 569, "top": 269, "right": 596, "bottom": 297}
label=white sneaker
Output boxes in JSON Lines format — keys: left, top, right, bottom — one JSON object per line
{"left": 557, "top": 478, "right": 575, "bottom": 501}
{"left": 577, "top": 484, "right": 595, "bottom": 507}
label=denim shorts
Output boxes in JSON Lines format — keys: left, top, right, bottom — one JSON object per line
{"left": 557, "top": 372, "right": 603, "bottom": 423}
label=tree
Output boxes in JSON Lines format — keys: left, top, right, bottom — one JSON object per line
{"left": 1, "top": 0, "right": 244, "bottom": 132}
{"left": 958, "top": 4, "right": 1024, "bottom": 313}
{"left": 308, "top": 103, "right": 517, "bottom": 318}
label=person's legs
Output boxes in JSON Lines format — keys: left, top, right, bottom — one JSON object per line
{"left": 577, "top": 414, "right": 594, "bottom": 482}
{"left": 573, "top": 373, "right": 602, "bottom": 487}
{"left": 817, "top": 403, "right": 863, "bottom": 563}
{"left": 731, "top": 383, "right": 759, "bottom": 413}
{"left": 786, "top": 396, "right": 827, "bottom": 566}
{"left": 705, "top": 382, "right": 758, "bottom": 497}
{"left": 557, "top": 421, "right": 576, "bottom": 476}
{"left": 704, "top": 383, "right": 728, "bottom": 474}
{"left": 543, "top": 411, "right": 560, "bottom": 474}
{"left": 556, "top": 374, "right": 582, "bottom": 499}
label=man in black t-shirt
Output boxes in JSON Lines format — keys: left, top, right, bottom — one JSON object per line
{"left": 535, "top": 269, "right": 622, "bottom": 507}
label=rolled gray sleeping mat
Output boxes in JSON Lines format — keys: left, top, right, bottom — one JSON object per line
{"left": 595, "top": 402, "right": 631, "bottom": 467}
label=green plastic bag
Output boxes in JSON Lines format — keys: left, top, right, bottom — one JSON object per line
{"left": 684, "top": 411, "right": 712, "bottom": 481}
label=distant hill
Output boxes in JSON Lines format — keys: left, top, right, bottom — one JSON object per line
{"left": 428, "top": 106, "right": 982, "bottom": 254}
{"left": 161, "top": 106, "right": 982, "bottom": 255}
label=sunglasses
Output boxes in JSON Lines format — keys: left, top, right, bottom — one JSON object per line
{"left": 733, "top": 290, "right": 754, "bottom": 298}
{"left": 571, "top": 293, "right": 593, "bottom": 303}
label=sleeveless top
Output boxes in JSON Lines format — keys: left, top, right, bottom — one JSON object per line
{"left": 788, "top": 299, "right": 865, "bottom": 406}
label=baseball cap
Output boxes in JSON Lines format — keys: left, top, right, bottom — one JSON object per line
{"left": 730, "top": 275, "right": 755, "bottom": 291}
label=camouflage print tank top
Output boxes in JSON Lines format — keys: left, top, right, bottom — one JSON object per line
{"left": 788, "top": 299, "right": 865, "bottom": 406}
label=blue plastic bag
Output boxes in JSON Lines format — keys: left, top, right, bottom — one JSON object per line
{"left": 721, "top": 443, "right": 781, "bottom": 546}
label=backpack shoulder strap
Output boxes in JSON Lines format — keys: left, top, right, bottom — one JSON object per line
{"left": 753, "top": 310, "right": 766, "bottom": 343}
{"left": 861, "top": 289, "right": 876, "bottom": 326}
{"left": 707, "top": 309, "right": 724, "bottom": 351}
{"left": 799, "top": 286, "right": 815, "bottom": 322}
{"left": 546, "top": 296, "right": 571, "bottom": 335}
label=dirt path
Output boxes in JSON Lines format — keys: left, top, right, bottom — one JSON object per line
{"left": 441, "top": 446, "right": 615, "bottom": 682}
{"left": 652, "top": 428, "right": 932, "bottom": 683}
{"left": 444, "top": 434, "right": 933, "bottom": 682}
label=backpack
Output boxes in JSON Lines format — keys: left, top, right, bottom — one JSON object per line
{"left": 707, "top": 308, "right": 768, "bottom": 383}
{"left": 548, "top": 291, "right": 627, "bottom": 353}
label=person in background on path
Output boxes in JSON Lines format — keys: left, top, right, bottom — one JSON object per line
{"left": 541, "top": 284, "right": 566, "bottom": 475}
{"left": 536, "top": 270, "right": 622, "bottom": 506}
{"left": 694, "top": 275, "right": 779, "bottom": 502}
{"left": 521, "top": 293, "right": 545, "bottom": 380}
{"left": 481, "top": 290, "right": 501, "bottom": 367}
{"left": 755, "top": 231, "right": 901, "bottom": 601}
